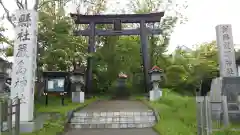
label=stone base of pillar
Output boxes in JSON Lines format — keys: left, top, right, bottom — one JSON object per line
{"left": 72, "top": 92, "right": 85, "bottom": 103}
{"left": 149, "top": 89, "right": 162, "bottom": 101}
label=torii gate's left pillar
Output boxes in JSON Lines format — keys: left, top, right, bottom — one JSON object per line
{"left": 85, "top": 22, "right": 95, "bottom": 95}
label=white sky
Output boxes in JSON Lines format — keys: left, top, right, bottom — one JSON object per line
{"left": 1, "top": 0, "right": 240, "bottom": 54}
{"left": 170, "top": 0, "right": 240, "bottom": 52}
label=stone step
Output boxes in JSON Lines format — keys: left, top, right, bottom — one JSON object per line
{"left": 73, "top": 111, "right": 155, "bottom": 117}
{"left": 70, "top": 111, "right": 157, "bottom": 129}
{"left": 69, "top": 122, "right": 156, "bottom": 129}
{"left": 71, "top": 115, "right": 156, "bottom": 120}
{"left": 70, "top": 116, "right": 156, "bottom": 124}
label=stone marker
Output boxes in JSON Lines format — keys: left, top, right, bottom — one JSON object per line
{"left": 209, "top": 25, "right": 238, "bottom": 120}
{"left": 216, "top": 24, "right": 237, "bottom": 77}
{"left": 11, "top": 10, "right": 38, "bottom": 122}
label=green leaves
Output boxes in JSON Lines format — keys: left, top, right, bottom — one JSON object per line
{"left": 165, "top": 41, "right": 219, "bottom": 93}
{"left": 37, "top": 2, "right": 87, "bottom": 71}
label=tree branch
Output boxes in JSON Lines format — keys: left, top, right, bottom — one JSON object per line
{"left": 25, "top": 0, "right": 28, "bottom": 9}
{"left": 38, "top": 0, "right": 71, "bottom": 10}
{"left": 34, "top": 0, "right": 39, "bottom": 10}
{"left": 0, "top": 0, "right": 16, "bottom": 27}
{"left": 0, "top": 33, "right": 14, "bottom": 46}
{"left": 15, "top": 0, "right": 24, "bottom": 9}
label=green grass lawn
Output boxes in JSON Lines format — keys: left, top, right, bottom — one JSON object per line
{"left": 138, "top": 89, "right": 240, "bottom": 135}
{"left": 20, "top": 95, "right": 103, "bottom": 135}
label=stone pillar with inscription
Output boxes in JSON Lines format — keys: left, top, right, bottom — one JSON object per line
{"left": 216, "top": 24, "right": 237, "bottom": 77}
{"left": 10, "top": 10, "right": 38, "bottom": 122}
{"left": 210, "top": 24, "right": 238, "bottom": 119}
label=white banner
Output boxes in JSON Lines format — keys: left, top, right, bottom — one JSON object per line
{"left": 216, "top": 24, "right": 237, "bottom": 77}
{"left": 10, "top": 10, "right": 38, "bottom": 122}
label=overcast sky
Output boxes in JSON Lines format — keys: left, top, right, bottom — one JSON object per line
{"left": 1, "top": 0, "right": 240, "bottom": 53}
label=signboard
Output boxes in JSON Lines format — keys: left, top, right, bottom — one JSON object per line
{"left": 216, "top": 24, "right": 237, "bottom": 77}
{"left": 10, "top": 10, "right": 38, "bottom": 122}
{"left": 46, "top": 78, "right": 65, "bottom": 92}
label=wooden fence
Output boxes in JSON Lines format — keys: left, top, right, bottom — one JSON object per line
{"left": 0, "top": 97, "right": 20, "bottom": 135}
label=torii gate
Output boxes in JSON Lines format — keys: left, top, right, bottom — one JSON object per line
{"left": 70, "top": 12, "right": 164, "bottom": 95}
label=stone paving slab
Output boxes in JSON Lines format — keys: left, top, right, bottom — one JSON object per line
{"left": 65, "top": 128, "right": 159, "bottom": 135}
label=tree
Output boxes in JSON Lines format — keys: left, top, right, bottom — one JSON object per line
{"left": 165, "top": 41, "right": 218, "bottom": 94}
{"left": 37, "top": 1, "right": 87, "bottom": 71}
{"left": 129, "top": 0, "right": 188, "bottom": 67}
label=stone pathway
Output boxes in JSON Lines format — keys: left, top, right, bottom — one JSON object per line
{"left": 65, "top": 100, "right": 158, "bottom": 135}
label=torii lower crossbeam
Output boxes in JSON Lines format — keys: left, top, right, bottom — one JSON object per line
{"left": 74, "top": 28, "right": 161, "bottom": 36}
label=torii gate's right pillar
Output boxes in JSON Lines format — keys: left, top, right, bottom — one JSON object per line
{"left": 140, "top": 20, "right": 150, "bottom": 92}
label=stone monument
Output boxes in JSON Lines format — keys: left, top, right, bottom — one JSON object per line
{"left": 210, "top": 24, "right": 239, "bottom": 120}
{"left": 149, "top": 66, "right": 163, "bottom": 101}
{"left": 10, "top": 10, "right": 38, "bottom": 122}
{"left": 210, "top": 24, "right": 237, "bottom": 101}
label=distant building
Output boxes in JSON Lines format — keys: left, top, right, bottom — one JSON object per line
{"left": 0, "top": 56, "right": 12, "bottom": 77}
{"left": 0, "top": 56, "right": 12, "bottom": 93}
{"left": 171, "top": 45, "right": 193, "bottom": 62}
{"left": 176, "top": 45, "right": 193, "bottom": 53}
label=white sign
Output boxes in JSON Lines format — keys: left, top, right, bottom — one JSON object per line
{"left": 47, "top": 81, "right": 54, "bottom": 89}
{"left": 216, "top": 24, "right": 237, "bottom": 77}
{"left": 58, "top": 79, "right": 64, "bottom": 87}
{"left": 10, "top": 10, "right": 38, "bottom": 122}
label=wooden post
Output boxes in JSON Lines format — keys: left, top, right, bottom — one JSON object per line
{"left": 204, "top": 96, "right": 211, "bottom": 135}
{"left": 60, "top": 93, "right": 64, "bottom": 106}
{"left": 221, "top": 96, "right": 229, "bottom": 127}
{"left": 0, "top": 101, "right": 3, "bottom": 134}
{"left": 207, "top": 98, "right": 212, "bottom": 134}
{"left": 196, "top": 96, "right": 204, "bottom": 135}
{"left": 45, "top": 93, "right": 48, "bottom": 106}
{"left": 7, "top": 99, "right": 12, "bottom": 133}
{"left": 15, "top": 98, "right": 20, "bottom": 135}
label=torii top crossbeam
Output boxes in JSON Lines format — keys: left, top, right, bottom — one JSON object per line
{"left": 70, "top": 12, "right": 164, "bottom": 36}
{"left": 70, "top": 12, "right": 164, "bottom": 24}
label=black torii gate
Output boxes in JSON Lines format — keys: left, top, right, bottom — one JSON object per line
{"left": 70, "top": 12, "right": 164, "bottom": 95}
